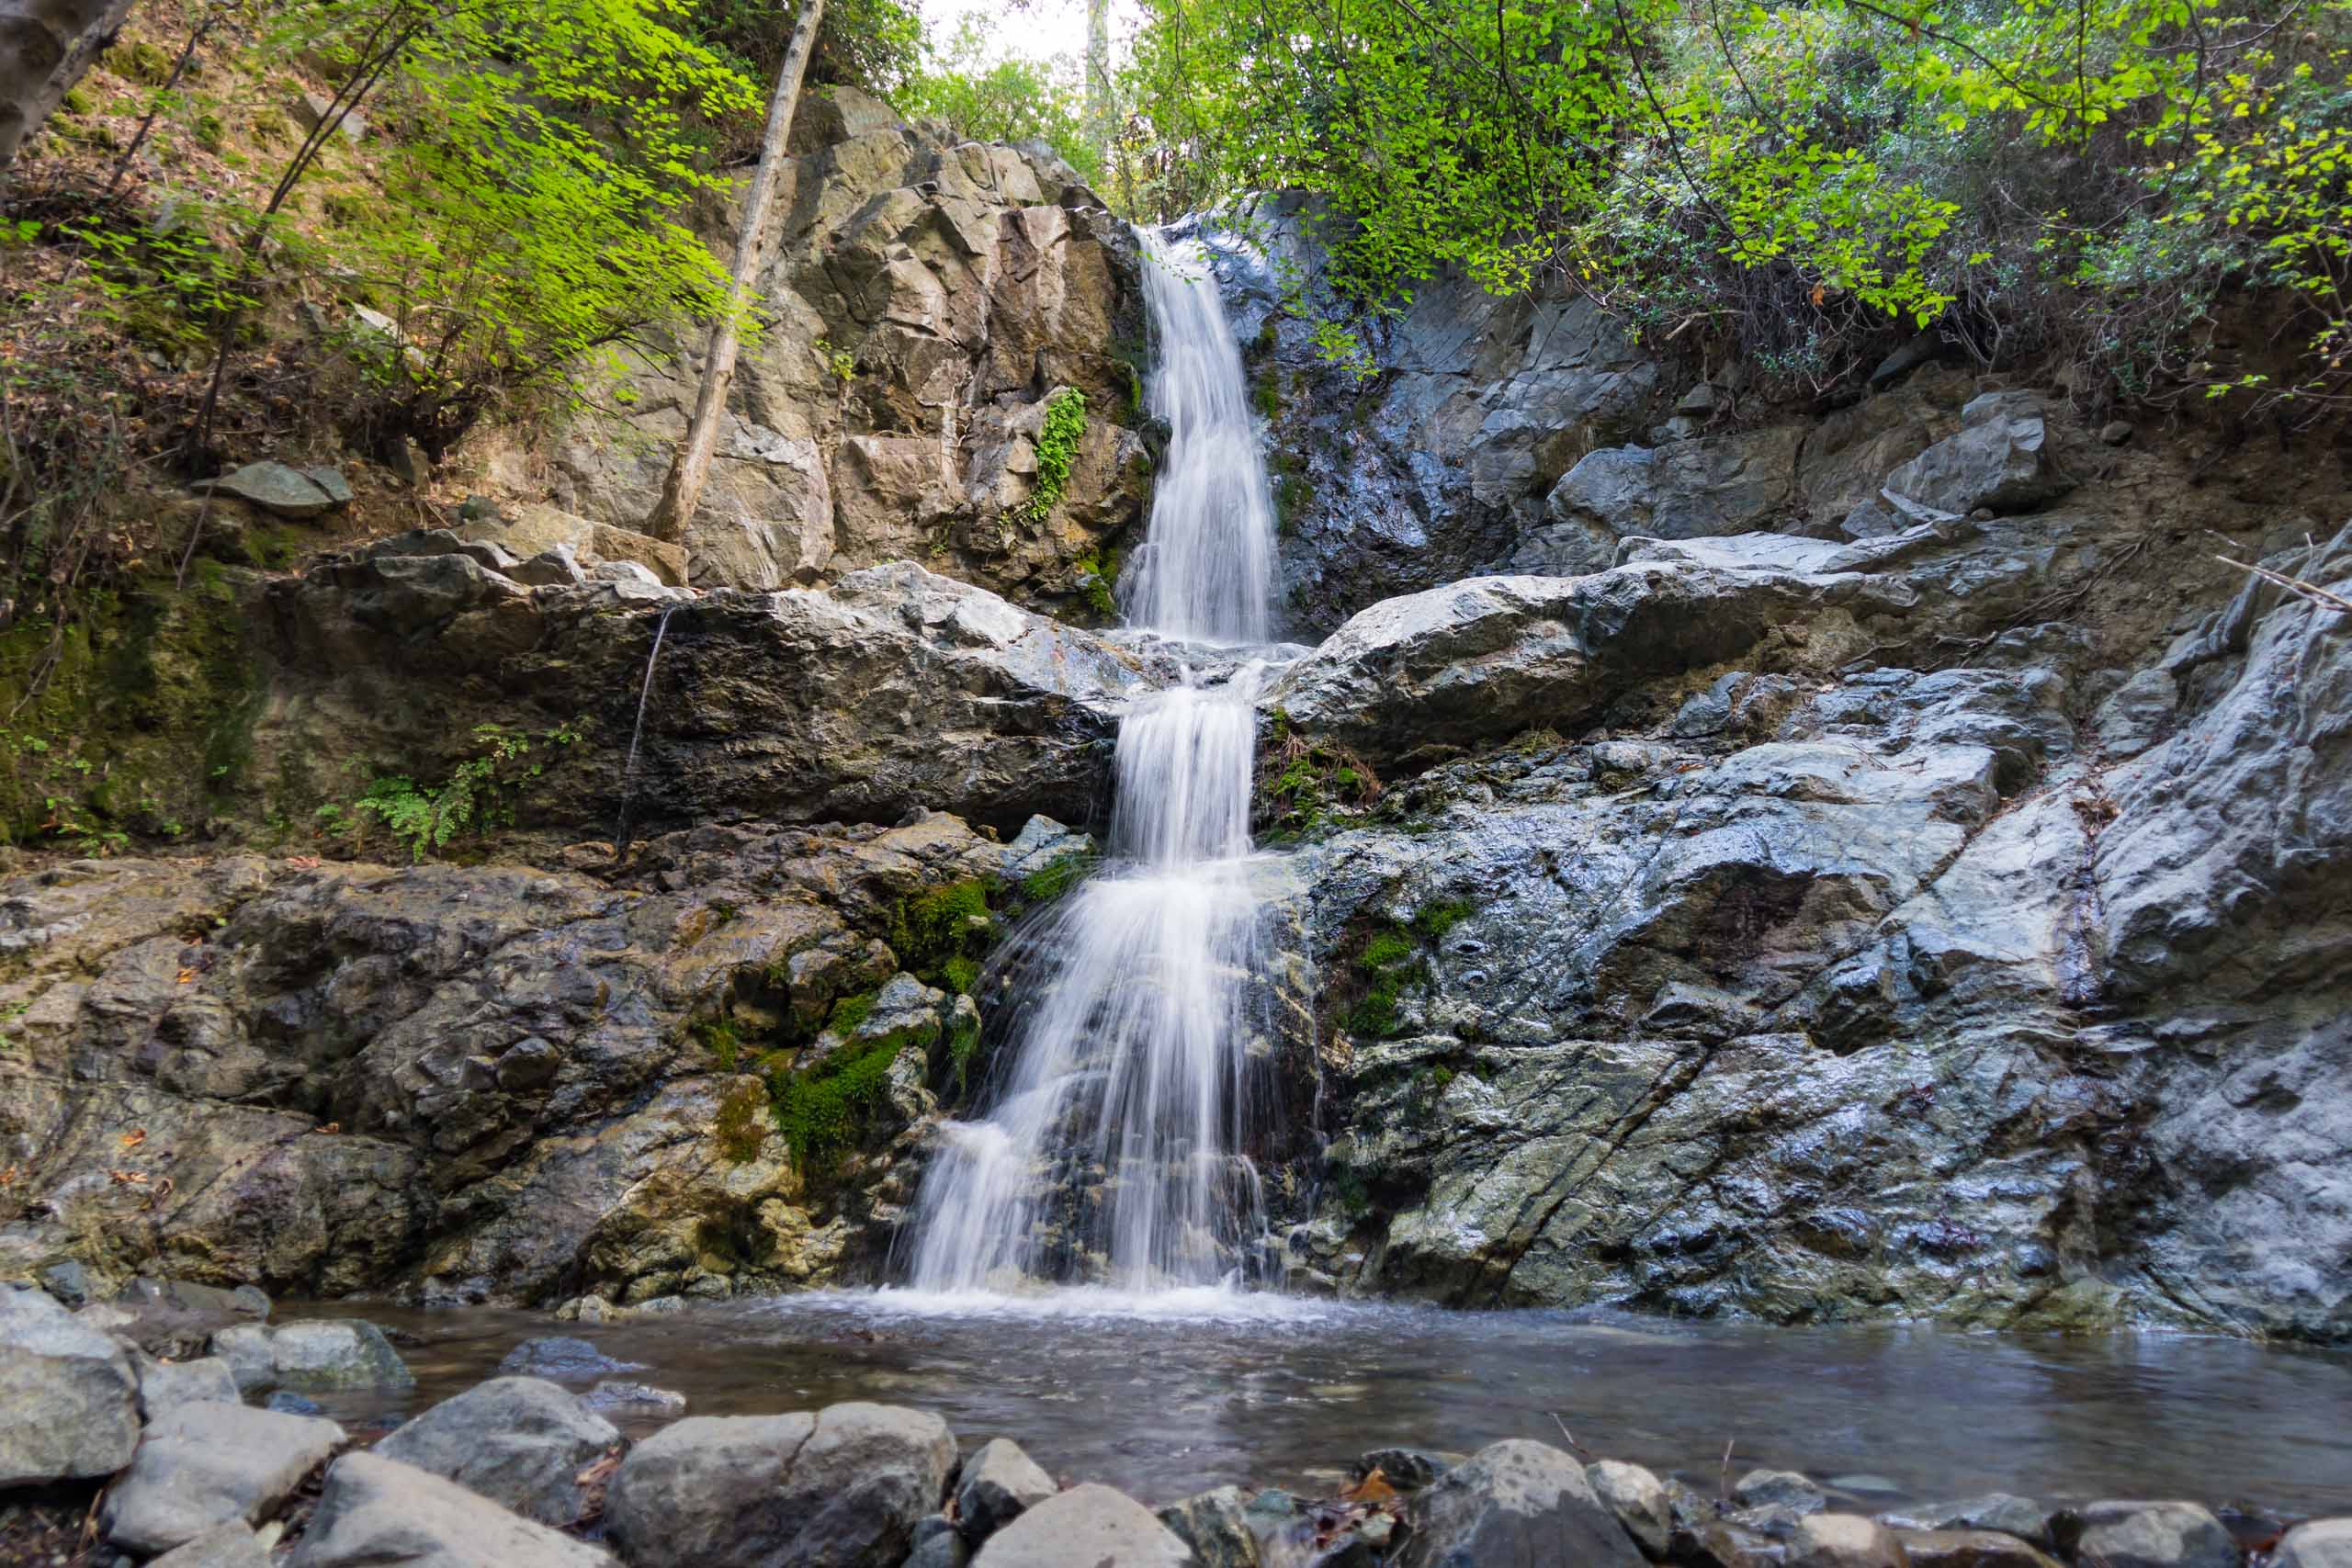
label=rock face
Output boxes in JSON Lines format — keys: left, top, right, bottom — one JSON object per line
{"left": 605, "top": 1403, "right": 956, "bottom": 1568}
{"left": 972, "top": 1483, "right": 1193, "bottom": 1568}
{"left": 289, "top": 1451, "right": 615, "bottom": 1568}
{"left": 0, "top": 1284, "right": 141, "bottom": 1484}
{"left": 1401, "top": 1438, "right": 1643, "bottom": 1568}
{"left": 373, "top": 1377, "right": 618, "bottom": 1526}
{"left": 1275, "top": 507, "right": 2352, "bottom": 1342}
{"left": 552, "top": 87, "right": 1149, "bottom": 604}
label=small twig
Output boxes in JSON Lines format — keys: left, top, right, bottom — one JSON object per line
{"left": 1549, "top": 1413, "right": 1593, "bottom": 1460}
{"left": 2214, "top": 555, "right": 2352, "bottom": 614}
{"left": 1719, "top": 1438, "right": 1735, "bottom": 1503}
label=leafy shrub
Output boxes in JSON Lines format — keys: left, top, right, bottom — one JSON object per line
{"left": 1024, "top": 389, "right": 1089, "bottom": 522}
{"left": 343, "top": 719, "right": 577, "bottom": 862}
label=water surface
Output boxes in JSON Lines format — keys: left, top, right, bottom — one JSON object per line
{"left": 295, "top": 1292, "right": 2352, "bottom": 1516}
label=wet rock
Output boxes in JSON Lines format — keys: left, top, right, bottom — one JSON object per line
{"left": 266, "top": 1391, "right": 326, "bottom": 1415}
{"left": 149, "top": 1522, "right": 275, "bottom": 1568}
{"left": 582, "top": 1380, "right": 687, "bottom": 1416}
{"left": 606, "top": 1403, "right": 956, "bottom": 1568}
{"left": 373, "top": 1376, "right": 619, "bottom": 1527}
{"left": 1785, "top": 1514, "right": 1909, "bottom": 1568}
{"left": 1680, "top": 1520, "right": 1788, "bottom": 1568}
{"left": 495, "top": 1337, "right": 644, "bottom": 1381}
{"left": 1882, "top": 392, "right": 2071, "bottom": 517}
{"left": 2067, "top": 1503, "right": 2239, "bottom": 1568}
{"left": 2275, "top": 1520, "right": 2352, "bottom": 1568}
{"left": 1894, "top": 1529, "right": 2064, "bottom": 1568}
{"left": 1157, "top": 1484, "right": 1260, "bottom": 1568}
{"left": 1354, "top": 1448, "right": 1452, "bottom": 1490}
{"left": 909, "top": 1515, "right": 974, "bottom": 1568}
{"left": 1880, "top": 1496, "right": 2052, "bottom": 1549}
{"left": 956, "top": 1437, "right": 1057, "bottom": 1540}
{"left": 1589, "top": 1459, "right": 1675, "bottom": 1558}
{"left": 972, "top": 1483, "right": 1193, "bottom": 1567}
{"left": 1736, "top": 1472, "right": 1829, "bottom": 1516}
{"left": 101, "top": 1402, "right": 345, "bottom": 1554}
{"left": 288, "top": 1451, "right": 614, "bottom": 1567}
{"left": 213, "top": 1319, "right": 413, "bottom": 1393}
{"left": 1400, "top": 1439, "right": 1642, "bottom": 1568}
{"left": 39, "top": 1260, "right": 96, "bottom": 1305}
{"left": 202, "top": 460, "right": 351, "bottom": 518}
{"left": 134, "top": 1353, "right": 242, "bottom": 1419}
{"left": 0, "top": 1284, "right": 141, "bottom": 1485}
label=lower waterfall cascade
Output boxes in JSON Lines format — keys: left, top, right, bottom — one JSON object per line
{"left": 899, "top": 230, "right": 1287, "bottom": 1294}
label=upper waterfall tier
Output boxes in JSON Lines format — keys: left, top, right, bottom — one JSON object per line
{"left": 1125, "top": 234, "right": 1280, "bottom": 646}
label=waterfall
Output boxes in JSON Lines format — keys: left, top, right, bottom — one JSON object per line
{"left": 901, "top": 231, "right": 1283, "bottom": 1295}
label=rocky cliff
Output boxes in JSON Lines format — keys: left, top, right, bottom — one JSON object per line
{"left": 1, "top": 133, "right": 2347, "bottom": 1342}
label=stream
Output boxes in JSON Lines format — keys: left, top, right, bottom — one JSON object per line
{"left": 288, "top": 1292, "right": 2352, "bottom": 1516}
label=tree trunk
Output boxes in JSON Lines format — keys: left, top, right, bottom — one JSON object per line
{"left": 645, "top": 0, "right": 825, "bottom": 548}
{"left": 0, "top": 0, "right": 140, "bottom": 175}
{"left": 1084, "top": 0, "right": 1110, "bottom": 166}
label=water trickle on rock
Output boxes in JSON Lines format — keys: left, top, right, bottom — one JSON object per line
{"left": 901, "top": 231, "right": 1284, "bottom": 1294}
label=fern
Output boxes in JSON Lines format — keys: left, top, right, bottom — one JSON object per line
{"left": 1023, "top": 388, "right": 1087, "bottom": 522}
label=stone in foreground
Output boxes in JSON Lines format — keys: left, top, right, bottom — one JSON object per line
{"left": 1897, "top": 1529, "right": 2065, "bottom": 1568}
{"left": 373, "top": 1376, "right": 618, "bottom": 1526}
{"left": 606, "top": 1402, "right": 956, "bottom": 1568}
{"left": 1786, "top": 1514, "right": 1910, "bottom": 1568}
{"left": 2275, "top": 1520, "right": 2352, "bottom": 1568}
{"left": 214, "top": 1318, "right": 414, "bottom": 1393}
{"left": 150, "top": 1522, "right": 276, "bottom": 1568}
{"left": 1881, "top": 1497, "right": 2053, "bottom": 1550}
{"left": 973, "top": 1483, "right": 1193, "bottom": 1566}
{"left": 135, "top": 1354, "right": 243, "bottom": 1420}
{"left": 956, "top": 1437, "right": 1058, "bottom": 1540}
{"left": 288, "top": 1451, "right": 614, "bottom": 1567}
{"left": 1158, "top": 1484, "right": 1259, "bottom": 1568}
{"left": 1588, "top": 1459, "right": 1674, "bottom": 1559}
{"left": 2070, "top": 1502, "right": 2239, "bottom": 1568}
{"left": 0, "top": 1285, "right": 141, "bottom": 1485}
{"left": 1401, "top": 1439, "right": 1644, "bottom": 1568}
{"left": 1734, "top": 1469, "right": 1828, "bottom": 1515}
{"left": 101, "top": 1402, "right": 345, "bottom": 1554}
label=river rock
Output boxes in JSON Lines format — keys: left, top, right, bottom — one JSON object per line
{"left": 2276, "top": 1520, "right": 2352, "bottom": 1568}
{"left": 606, "top": 1403, "right": 956, "bottom": 1568}
{"left": 1882, "top": 392, "right": 2071, "bottom": 517}
{"left": 150, "top": 1522, "right": 276, "bottom": 1568}
{"left": 495, "top": 1337, "right": 644, "bottom": 1380}
{"left": 973, "top": 1483, "right": 1193, "bottom": 1567}
{"left": 908, "top": 1517, "right": 973, "bottom": 1568}
{"left": 1355, "top": 1448, "right": 1452, "bottom": 1490}
{"left": 956, "top": 1437, "right": 1058, "bottom": 1540}
{"left": 101, "top": 1402, "right": 346, "bottom": 1554}
{"left": 1896, "top": 1529, "right": 2064, "bottom": 1568}
{"left": 1400, "top": 1439, "right": 1643, "bottom": 1568}
{"left": 1787, "top": 1514, "right": 1910, "bottom": 1568}
{"left": 373, "top": 1376, "right": 619, "bottom": 1526}
{"left": 583, "top": 1380, "right": 687, "bottom": 1415}
{"left": 1157, "top": 1483, "right": 1259, "bottom": 1568}
{"left": 1736, "top": 1470, "right": 1828, "bottom": 1515}
{"left": 202, "top": 460, "right": 352, "bottom": 517}
{"left": 134, "top": 1353, "right": 243, "bottom": 1418}
{"left": 214, "top": 1319, "right": 413, "bottom": 1393}
{"left": 1881, "top": 1496, "right": 2053, "bottom": 1548}
{"left": 289, "top": 1451, "right": 615, "bottom": 1568}
{"left": 1589, "top": 1459, "right": 1675, "bottom": 1558}
{"left": 2067, "top": 1503, "right": 2239, "bottom": 1568}
{"left": 0, "top": 1284, "right": 141, "bottom": 1485}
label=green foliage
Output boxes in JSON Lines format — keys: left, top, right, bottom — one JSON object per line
{"left": 897, "top": 16, "right": 1104, "bottom": 186}
{"left": 696, "top": 1014, "right": 742, "bottom": 1072}
{"left": 1259, "top": 724, "right": 1381, "bottom": 836}
{"left": 345, "top": 719, "right": 578, "bottom": 862}
{"left": 1071, "top": 547, "right": 1120, "bottom": 620}
{"left": 941, "top": 955, "right": 979, "bottom": 996}
{"left": 1023, "top": 389, "right": 1089, "bottom": 522}
{"left": 946, "top": 1006, "right": 984, "bottom": 1091}
{"left": 712, "top": 1078, "right": 768, "bottom": 1162}
{"left": 889, "top": 878, "right": 993, "bottom": 979}
{"left": 1018, "top": 850, "right": 1096, "bottom": 907}
{"left": 1346, "top": 900, "right": 1472, "bottom": 1038}
{"left": 684, "top": 0, "right": 922, "bottom": 94}
{"left": 1123, "top": 0, "right": 2352, "bottom": 406}
{"left": 827, "top": 988, "right": 878, "bottom": 1036}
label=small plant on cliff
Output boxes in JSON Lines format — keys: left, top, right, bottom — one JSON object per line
{"left": 1023, "top": 389, "right": 1088, "bottom": 522}
{"left": 347, "top": 718, "right": 580, "bottom": 862}
{"left": 1071, "top": 547, "right": 1120, "bottom": 620}
{"left": 768, "top": 1032, "right": 909, "bottom": 1174}
{"left": 889, "top": 878, "right": 994, "bottom": 983}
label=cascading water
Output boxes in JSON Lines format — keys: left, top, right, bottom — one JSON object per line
{"left": 901, "top": 232, "right": 1283, "bottom": 1294}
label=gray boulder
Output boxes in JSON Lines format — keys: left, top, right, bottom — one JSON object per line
{"left": 101, "top": 1401, "right": 346, "bottom": 1554}
{"left": 606, "top": 1402, "right": 956, "bottom": 1568}
{"left": 0, "top": 1284, "right": 141, "bottom": 1485}
{"left": 2276, "top": 1520, "right": 2352, "bottom": 1568}
{"left": 583, "top": 1380, "right": 687, "bottom": 1416}
{"left": 908, "top": 1516, "right": 974, "bottom": 1568}
{"left": 2070, "top": 1503, "right": 2239, "bottom": 1568}
{"left": 1882, "top": 392, "right": 2071, "bottom": 516}
{"left": 1881, "top": 1496, "right": 2053, "bottom": 1549}
{"left": 289, "top": 1451, "right": 615, "bottom": 1568}
{"left": 213, "top": 1318, "right": 414, "bottom": 1393}
{"left": 973, "top": 1483, "right": 1193, "bottom": 1567}
{"left": 150, "top": 1522, "right": 276, "bottom": 1568}
{"left": 1544, "top": 425, "right": 1804, "bottom": 541}
{"left": 374, "top": 1376, "right": 619, "bottom": 1526}
{"left": 1896, "top": 1529, "right": 2065, "bottom": 1568}
{"left": 1787, "top": 1514, "right": 1909, "bottom": 1568}
{"left": 203, "top": 460, "right": 352, "bottom": 517}
{"left": 135, "top": 1353, "right": 243, "bottom": 1419}
{"left": 1157, "top": 1484, "right": 1258, "bottom": 1568}
{"left": 1401, "top": 1439, "right": 1643, "bottom": 1568}
{"left": 1588, "top": 1459, "right": 1674, "bottom": 1558}
{"left": 495, "top": 1337, "right": 643, "bottom": 1380}
{"left": 1735, "top": 1469, "right": 1828, "bottom": 1515}
{"left": 955, "top": 1437, "right": 1058, "bottom": 1540}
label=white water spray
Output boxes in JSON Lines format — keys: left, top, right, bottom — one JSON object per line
{"left": 902, "top": 231, "right": 1283, "bottom": 1294}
